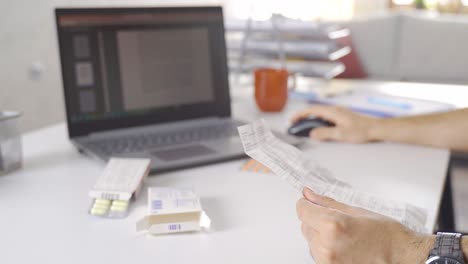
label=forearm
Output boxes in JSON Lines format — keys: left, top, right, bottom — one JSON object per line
{"left": 369, "top": 108, "right": 468, "bottom": 151}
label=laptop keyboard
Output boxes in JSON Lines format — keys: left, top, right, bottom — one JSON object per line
{"left": 82, "top": 120, "right": 243, "bottom": 156}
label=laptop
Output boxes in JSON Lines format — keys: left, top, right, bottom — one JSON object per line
{"left": 55, "top": 6, "right": 247, "bottom": 172}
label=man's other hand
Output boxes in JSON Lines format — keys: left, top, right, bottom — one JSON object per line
{"left": 291, "top": 106, "right": 379, "bottom": 143}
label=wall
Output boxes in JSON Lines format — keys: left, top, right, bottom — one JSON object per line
{"left": 353, "top": 0, "right": 388, "bottom": 17}
{"left": 1, "top": 1, "right": 63, "bottom": 133}
{"left": 0, "top": 0, "right": 223, "bottom": 133}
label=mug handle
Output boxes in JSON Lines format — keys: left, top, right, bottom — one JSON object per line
{"left": 288, "top": 72, "right": 297, "bottom": 91}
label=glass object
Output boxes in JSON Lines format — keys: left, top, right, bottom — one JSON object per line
{"left": 0, "top": 111, "right": 22, "bottom": 175}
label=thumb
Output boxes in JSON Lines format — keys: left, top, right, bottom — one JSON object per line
{"left": 310, "top": 127, "right": 341, "bottom": 141}
{"left": 303, "top": 188, "right": 370, "bottom": 216}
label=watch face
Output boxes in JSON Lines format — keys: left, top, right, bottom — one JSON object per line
{"left": 426, "top": 256, "right": 463, "bottom": 264}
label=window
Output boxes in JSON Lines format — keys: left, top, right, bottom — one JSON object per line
{"left": 391, "top": 0, "right": 468, "bottom": 10}
{"left": 225, "top": 0, "right": 355, "bottom": 21}
{"left": 393, "top": 0, "right": 414, "bottom": 4}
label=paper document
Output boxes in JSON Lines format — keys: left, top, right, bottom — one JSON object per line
{"left": 237, "top": 120, "right": 428, "bottom": 233}
{"left": 305, "top": 92, "right": 454, "bottom": 118}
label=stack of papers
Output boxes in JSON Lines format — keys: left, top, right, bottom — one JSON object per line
{"left": 292, "top": 91, "right": 455, "bottom": 118}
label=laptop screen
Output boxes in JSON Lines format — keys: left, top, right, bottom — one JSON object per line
{"left": 56, "top": 7, "right": 231, "bottom": 137}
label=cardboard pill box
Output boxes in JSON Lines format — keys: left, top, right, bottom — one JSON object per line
{"left": 136, "top": 187, "right": 210, "bottom": 235}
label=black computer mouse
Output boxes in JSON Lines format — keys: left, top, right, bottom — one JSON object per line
{"left": 288, "top": 117, "right": 335, "bottom": 137}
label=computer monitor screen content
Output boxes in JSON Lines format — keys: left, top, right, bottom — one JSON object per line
{"left": 56, "top": 7, "right": 230, "bottom": 137}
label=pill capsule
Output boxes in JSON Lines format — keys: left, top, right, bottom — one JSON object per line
{"left": 92, "top": 203, "right": 110, "bottom": 209}
{"left": 111, "top": 200, "right": 128, "bottom": 207}
{"left": 110, "top": 205, "right": 128, "bottom": 213}
{"left": 94, "top": 199, "right": 111, "bottom": 205}
{"left": 90, "top": 207, "right": 108, "bottom": 216}
{"left": 110, "top": 201, "right": 128, "bottom": 211}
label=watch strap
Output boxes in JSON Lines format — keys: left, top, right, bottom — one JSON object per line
{"left": 430, "top": 232, "right": 464, "bottom": 261}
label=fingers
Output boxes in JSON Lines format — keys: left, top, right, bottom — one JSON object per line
{"left": 307, "top": 234, "right": 321, "bottom": 262}
{"left": 296, "top": 198, "right": 342, "bottom": 229}
{"left": 301, "top": 226, "right": 321, "bottom": 263}
{"left": 303, "top": 188, "right": 369, "bottom": 216}
{"left": 301, "top": 222, "right": 317, "bottom": 239}
{"left": 310, "top": 127, "right": 341, "bottom": 141}
{"left": 298, "top": 195, "right": 357, "bottom": 263}
{"left": 291, "top": 105, "right": 346, "bottom": 124}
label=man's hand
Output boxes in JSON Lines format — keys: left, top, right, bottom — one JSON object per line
{"left": 291, "top": 106, "right": 379, "bottom": 143}
{"left": 296, "top": 188, "right": 434, "bottom": 264}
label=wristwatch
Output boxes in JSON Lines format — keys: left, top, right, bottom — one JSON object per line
{"left": 426, "top": 232, "right": 465, "bottom": 264}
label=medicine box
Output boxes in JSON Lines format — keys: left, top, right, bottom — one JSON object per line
{"left": 89, "top": 158, "right": 151, "bottom": 218}
{"left": 136, "top": 187, "right": 210, "bottom": 235}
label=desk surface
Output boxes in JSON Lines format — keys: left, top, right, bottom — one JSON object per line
{"left": 0, "top": 80, "right": 450, "bottom": 264}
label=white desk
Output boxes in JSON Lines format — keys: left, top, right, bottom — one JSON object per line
{"left": 0, "top": 81, "right": 450, "bottom": 264}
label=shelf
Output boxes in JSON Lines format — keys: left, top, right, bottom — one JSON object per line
{"left": 228, "top": 60, "right": 345, "bottom": 79}
{"left": 227, "top": 40, "right": 350, "bottom": 61}
{"left": 226, "top": 17, "right": 350, "bottom": 81}
{"left": 225, "top": 19, "right": 350, "bottom": 40}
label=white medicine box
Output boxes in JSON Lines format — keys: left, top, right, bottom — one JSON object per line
{"left": 136, "top": 187, "right": 210, "bottom": 235}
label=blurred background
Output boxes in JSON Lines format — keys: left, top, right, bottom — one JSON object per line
{"left": 4, "top": 0, "right": 468, "bottom": 132}
{"left": 2, "top": 0, "right": 468, "bottom": 230}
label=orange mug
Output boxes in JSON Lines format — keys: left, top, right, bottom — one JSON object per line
{"left": 254, "top": 68, "right": 293, "bottom": 112}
